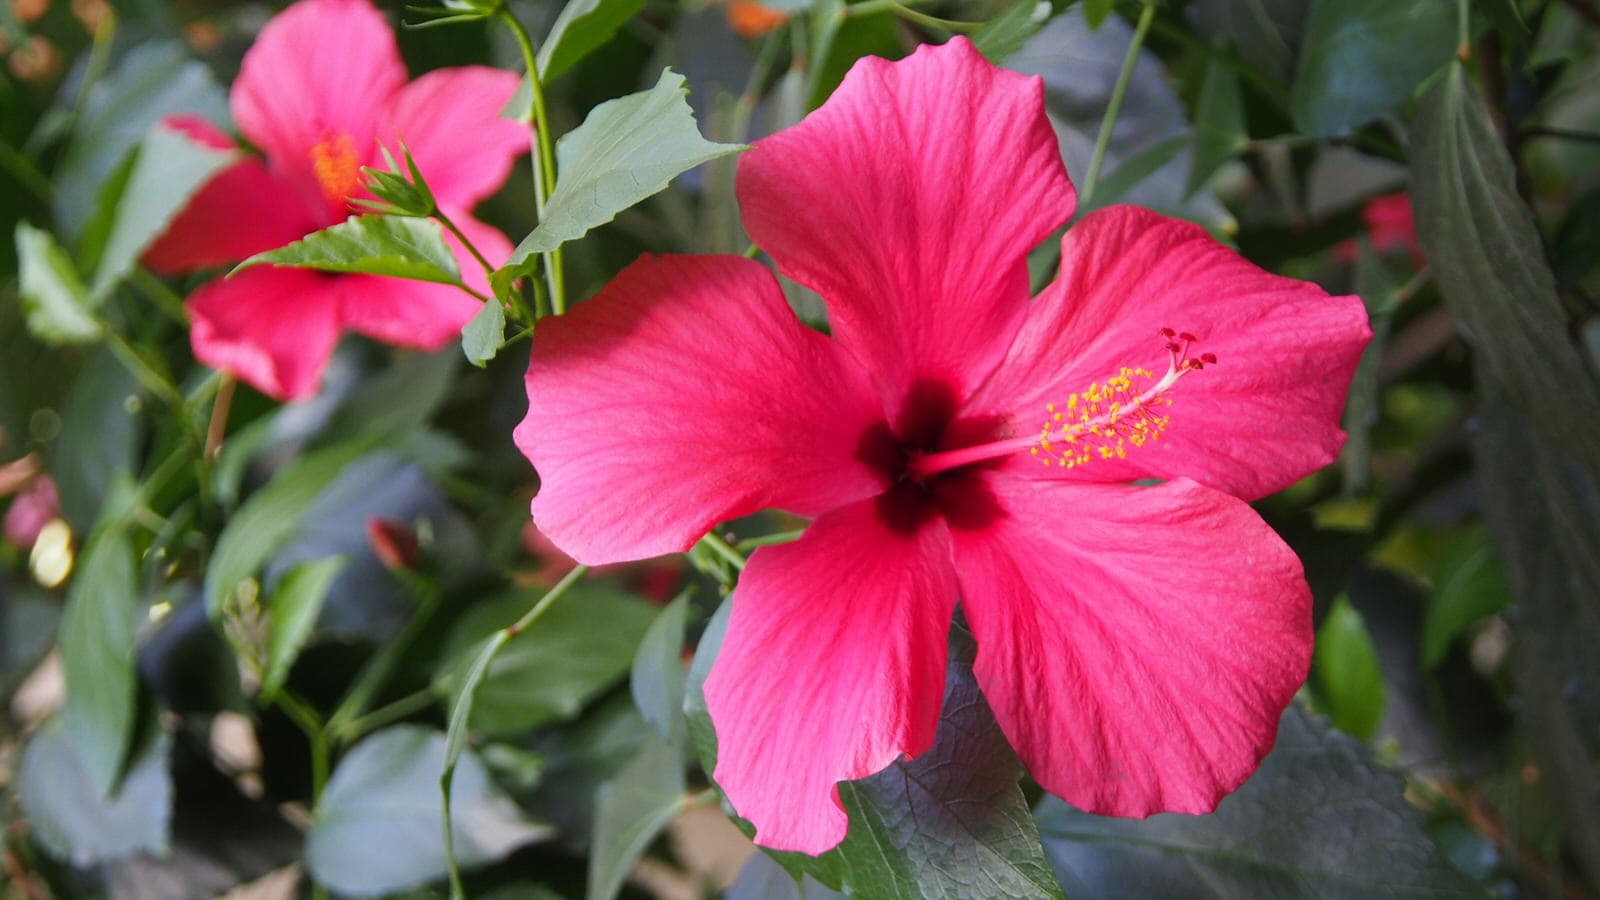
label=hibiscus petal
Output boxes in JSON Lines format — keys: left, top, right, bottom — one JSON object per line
{"left": 188, "top": 266, "right": 343, "bottom": 401}
{"left": 230, "top": 0, "right": 404, "bottom": 207}
{"left": 517, "top": 254, "right": 886, "bottom": 565}
{"left": 378, "top": 67, "right": 529, "bottom": 210}
{"left": 705, "top": 498, "right": 959, "bottom": 854}
{"left": 143, "top": 119, "right": 319, "bottom": 274}
{"left": 968, "top": 205, "right": 1370, "bottom": 500}
{"left": 736, "top": 37, "right": 1075, "bottom": 416}
{"left": 950, "top": 473, "right": 1311, "bottom": 818}
{"left": 338, "top": 212, "right": 510, "bottom": 348}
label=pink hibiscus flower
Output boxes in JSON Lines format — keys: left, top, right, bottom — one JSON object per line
{"left": 145, "top": 0, "right": 528, "bottom": 401}
{"left": 1334, "top": 191, "right": 1422, "bottom": 266}
{"left": 514, "top": 38, "right": 1371, "bottom": 854}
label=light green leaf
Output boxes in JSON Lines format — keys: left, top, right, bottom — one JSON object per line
{"left": 587, "top": 733, "right": 686, "bottom": 900}
{"left": 630, "top": 593, "right": 689, "bottom": 741}
{"left": 206, "top": 439, "right": 375, "bottom": 618}
{"left": 460, "top": 300, "right": 505, "bottom": 367}
{"left": 235, "top": 215, "right": 463, "bottom": 285}
{"left": 435, "top": 586, "right": 658, "bottom": 736}
{"left": 260, "top": 556, "right": 347, "bottom": 702}
{"left": 1187, "top": 57, "right": 1248, "bottom": 197}
{"left": 1421, "top": 526, "right": 1510, "bottom": 669}
{"left": 17, "top": 716, "right": 173, "bottom": 865}
{"left": 307, "top": 727, "right": 549, "bottom": 896}
{"left": 1083, "top": 0, "right": 1114, "bottom": 29}
{"left": 1290, "top": 0, "right": 1455, "bottom": 137}
{"left": 89, "top": 125, "right": 236, "bottom": 299}
{"left": 972, "top": 0, "right": 1054, "bottom": 64}
{"left": 1313, "top": 595, "right": 1386, "bottom": 740}
{"left": 508, "top": 69, "right": 746, "bottom": 261}
{"left": 1412, "top": 63, "right": 1600, "bottom": 478}
{"left": 60, "top": 525, "right": 141, "bottom": 799}
{"left": 537, "top": 0, "right": 648, "bottom": 81}
{"left": 15, "top": 223, "right": 101, "bottom": 345}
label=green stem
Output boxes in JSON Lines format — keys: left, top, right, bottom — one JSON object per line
{"left": 698, "top": 531, "right": 747, "bottom": 571}
{"left": 498, "top": 8, "right": 567, "bottom": 315}
{"left": 0, "top": 136, "right": 52, "bottom": 203}
{"left": 275, "top": 690, "right": 330, "bottom": 900}
{"left": 735, "top": 528, "right": 804, "bottom": 552}
{"left": 506, "top": 563, "right": 589, "bottom": 636}
{"left": 1082, "top": 2, "right": 1156, "bottom": 207}
{"left": 436, "top": 208, "right": 496, "bottom": 277}
{"left": 130, "top": 267, "right": 191, "bottom": 325}
{"left": 883, "top": 1, "right": 985, "bottom": 32}
{"left": 338, "top": 688, "right": 438, "bottom": 742}
{"left": 1456, "top": 0, "right": 1471, "bottom": 57}
{"left": 327, "top": 581, "right": 442, "bottom": 742}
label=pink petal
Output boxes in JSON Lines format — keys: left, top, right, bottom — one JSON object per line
{"left": 337, "top": 213, "right": 510, "bottom": 348}
{"left": 736, "top": 37, "right": 1075, "bottom": 418}
{"left": 705, "top": 498, "right": 959, "bottom": 854}
{"left": 967, "top": 205, "right": 1370, "bottom": 500}
{"left": 951, "top": 473, "right": 1311, "bottom": 818}
{"left": 143, "top": 121, "right": 319, "bottom": 274}
{"left": 230, "top": 0, "right": 404, "bottom": 218}
{"left": 378, "top": 67, "right": 529, "bottom": 210}
{"left": 516, "top": 254, "right": 886, "bottom": 565}
{"left": 188, "top": 266, "right": 343, "bottom": 401}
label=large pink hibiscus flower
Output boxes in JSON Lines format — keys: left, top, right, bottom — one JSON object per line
{"left": 146, "top": 0, "right": 527, "bottom": 400}
{"left": 515, "top": 38, "right": 1371, "bottom": 854}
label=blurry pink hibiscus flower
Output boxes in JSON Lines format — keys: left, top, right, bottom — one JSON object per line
{"left": 515, "top": 38, "right": 1371, "bottom": 854}
{"left": 145, "top": 0, "right": 527, "bottom": 401}
{"left": 4, "top": 475, "right": 59, "bottom": 549}
{"left": 1334, "top": 191, "right": 1422, "bottom": 266}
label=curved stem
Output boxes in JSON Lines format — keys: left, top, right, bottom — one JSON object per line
{"left": 498, "top": 9, "right": 567, "bottom": 315}
{"left": 1082, "top": 2, "right": 1156, "bottom": 207}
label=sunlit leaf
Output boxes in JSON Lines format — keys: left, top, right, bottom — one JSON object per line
{"left": 235, "top": 215, "right": 463, "bottom": 285}
{"left": 1313, "top": 595, "right": 1386, "bottom": 740}
{"left": 460, "top": 299, "right": 505, "bottom": 367}
{"left": 15, "top": 222, "right": 101, "bottom": 345}
{"left": 537, "top": 0, "right": 648, "bottom": 81}
{"left": 60, "top": 524, "right": 141, "bottom": 799}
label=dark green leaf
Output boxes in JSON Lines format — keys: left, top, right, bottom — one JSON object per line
{"left": 537, "top": 0, "right": 649, "bottom": 81}
{"left": 508, "top": 69, "right": 746, "bottom": 260}
{"left": 460, "top": 300, "right": 505, "bottom": 367}
{"left": 1421, "top": 526, "right": 1510, "bottom": 669}
{"left": 306, "top": 726, "right": 549, "bottom": 896}
{"left": 88, "top": 125, "right": 235, "bottom": 299}
{"left": 1084, "top": 135, "right": 1189, "bottom": 212}
{"left": 1187, "top": 58, "right": 1248, "bottom": 197}
{"left": 48, "top": 349, "right": 142, "bottom": 531}
{"left": 1412, "top": 64, "right": 1600, "bottom": 478}
{"left": 972, "top": 0, "right": 1053, "bottom": 63}
{"left": 60, "top": 524, "right": 141, "bottom": 800}
{"left": 587, "top": 734, "right": 685, "bottom": 900}
{"left": 686, "top": 614, "right": 1065, "bottom": 900}
{"left": 17, "top": 717, "right": 172, "bottom": 865}
{"left": 630, "top": 593, "right": 689, "bottom": 740}
{"left": 260, "top": 556, "right": 347, "bottom": 702}
{"left": 1290, "top": 0, "right": 1455, "bottom": 137}
{"left": 1083, "top": 0, "right": 1113, "bottom": 29}
{"left": 1340, "top": 245, "right": 1401, "bottom": 495}
{"left": 206, "top": 439, "right": 375, "bottom": 618}
{"left": 1313, "top": 595, "right": 1386, "bottom": 739}
{"left": 235, "top": 215, "right": 463, "bottom": 285}
{"left": 51, "top": 41, "right": 230, "bottom": 237}
{"left": 1, "top": 584, "right": 59, "bottom": 698}
{"left": 1188, "top": 0, "right": 1309, "bottom": 83}
{"left": 15, "top": 222, "right": 101, "bottom": 345}
{"left": 313, "top": 350, "right": 459, "bottom": 449}
{"left": 1037, "top": 706, "right": 1476, "bottom": 898}
{"left": 435, "top": 586, "right": 658, "bottom": 735}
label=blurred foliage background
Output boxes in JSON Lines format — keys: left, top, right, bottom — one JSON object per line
{"left": 3, "top": 0, "right": 1600, "bottom": 897}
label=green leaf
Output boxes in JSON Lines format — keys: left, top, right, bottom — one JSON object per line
{"left": 1187, "top": 57, "right": 1248, "bottom": 197}
{"left": 587, "top": 734, "right": 686, "bottom": 900}
{"left": 313, "top": 349, "right": 459, "bottom": 449}
{"left": 48, "top": 349, "right": 142, "bottom": 531}
{"left": 1340, "top": 245, "right": 1402, "bottom": 495}
{"left": 460, "top": 300, "right": 505, "bottom": 367}
{"left": 1038, "top": 706, "right": 1477, "bottom": 897}
{"left": 686, "top": 613, "right": 1065, "bottom": 900}
{"left": 306, "top": 726, "right": 549, "bottom": 896}
{"left": 1290, "top": 0, "right": 1455, "bottom": 137}
{"left": 1188, "top": 0, "right": 1310, "bottom": 83}
{"left": 1, "top": 584, "right": 59, "bottom": 699}
{"left": 259, "top": 556, "right": 347, "bottom": 702}
{"left": 235, "top": 215, "right": 463, "bottom": 285}
{"left": 537, "top": 0, "right": 648, "bottom": 81}
{"left": 1421, "top": 526, "right": 1510, "bottom": 669}
{"left": 15, "top": 222, "right": 101, "bottom": 345}
{"left": 1083, "top": 0, "right": 1113, "bottom": 29}
{"left": 1412, "top": 64, "right": 1600, "bottom": 478}
{"left": 1083, "top": 135, "right": 1189, "bottom": 212}
{"left": 972, "top": 0, "right": 1054, "bottom": 64}
{"left": 88, "top": 125, "right": 235, "bottom": 299}
{"left": 630, "top": 592, "right": 689, "bottom": 740}
{"left": 434, "top": 586, "right": 658, "bottom": 735}
{"left": 507, "top": 69, "right": 746, "bottom": 261}
{"left": 16, "top": 716, "right": 172, "bottom": 865}
{"left": 206, "top": 440, "right": 375, "bottom": 618}
{"left": 1313, "top": 595, "right": 1386, "bottom": 740}
{"left": 59, "top": 525, "right": 141, "bottom": 799}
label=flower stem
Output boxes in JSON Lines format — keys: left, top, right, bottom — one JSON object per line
{"left": 205, "top": 374, "right": 235, "bottom": 462}
{"left": 1082, "top": 2, "right": 1157, "bottom": 207}
{"left": 698, "top": 531, "right": 747, "bottom": 571}
{"left": 326, "top": 578, "right": 442, "bottom": 744}
{"left": 435, "top": 208, "right": 496, "bottom": 278}
{"left": 498, "top": 8, "right": 567, "bottom": 315}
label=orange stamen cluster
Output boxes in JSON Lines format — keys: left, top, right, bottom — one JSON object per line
{"left": 1032, "top": 328, "right": 1215, "bottom": 470}
{"left": 310, "top": 132, "right": 362, "bottom": 204}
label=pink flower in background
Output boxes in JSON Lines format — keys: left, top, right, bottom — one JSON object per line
{"left": 1334, "top": 191, "right": 1422, "bottom": 266}
{"left": 145, "top": 0, "right": 527, "bottom": 401}
{"left": 515, "top": 38, "right": 1371, "bottom": 854}
{"left": 4, "top": 475, "right": 59, "bottom": 549}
